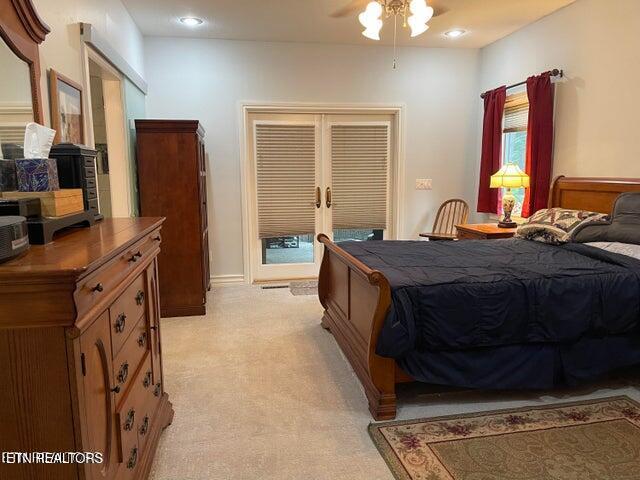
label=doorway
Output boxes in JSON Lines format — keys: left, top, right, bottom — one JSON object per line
{"left": 244, "top": 108, "right": 400, "bottom": 283}
{"left": 87, "top": 55, "right": 132, "bottom": 217}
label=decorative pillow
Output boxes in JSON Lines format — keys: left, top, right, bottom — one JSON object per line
{"left": 516, "top": 208, "right": 609, "bottom": 245}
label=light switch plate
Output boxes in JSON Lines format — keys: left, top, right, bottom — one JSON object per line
{"left": 416, "top": 179, "right": 432, "bottom": 190}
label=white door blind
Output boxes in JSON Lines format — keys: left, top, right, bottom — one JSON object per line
{"left": 255, "top": 124, "right": 316, "bottom": 239}
{"left": 331, "top": 124, "right": 389, "bottom": 230}
{"left": 503, "top": 92, "right": 529, "bottom": 133}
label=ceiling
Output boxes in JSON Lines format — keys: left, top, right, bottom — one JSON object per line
{"left": 122, "top": 0, "right": 576, "bottom": 49}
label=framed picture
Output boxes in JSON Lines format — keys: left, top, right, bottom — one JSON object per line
{"left": 49, "top": 69, "right": 84, "bottom": 145}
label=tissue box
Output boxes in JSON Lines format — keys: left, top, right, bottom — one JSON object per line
{"left": 15, "top": 158, "right": 60, "bottom": 192}
{"left": 0, "top": 159, "right": 17, "bottom": 191}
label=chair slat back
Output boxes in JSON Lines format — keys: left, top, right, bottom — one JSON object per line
{"left": 432, "top": 199, "right": 470, "bottom": 235}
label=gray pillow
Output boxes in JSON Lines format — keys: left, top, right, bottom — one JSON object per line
{"left": 572, "top": 192, "right": 640, "bottom": 245}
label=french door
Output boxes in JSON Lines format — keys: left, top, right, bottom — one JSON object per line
{"left": 247, "top": 112, "right": 394, "bottom": 282}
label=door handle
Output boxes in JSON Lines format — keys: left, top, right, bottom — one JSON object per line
{"left": 325, "top": 187, "right": 332, "bottom": 208}
{"left": 315, "top": 187, "right": 321, "bottom": 209}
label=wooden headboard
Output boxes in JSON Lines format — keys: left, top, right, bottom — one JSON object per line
{"left": 550, "top": 176, "right": 640, "bottom": 214}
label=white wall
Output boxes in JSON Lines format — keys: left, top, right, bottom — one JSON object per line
{"left": 470, "top": 0, "right": 640, "bottom": 210}
{"left": 32, "top": 0, "right": 145, "bottom": 127}
{"left": 144, "top": 38, "right": 480, "bottom": 279}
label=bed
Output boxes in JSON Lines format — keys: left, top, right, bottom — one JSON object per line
{"left": 317, "top": 176, "right": 640, "bottom": 420}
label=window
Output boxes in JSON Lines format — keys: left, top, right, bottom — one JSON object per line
{"left": 502, "top": 92, "right": 529, "bottom": 216}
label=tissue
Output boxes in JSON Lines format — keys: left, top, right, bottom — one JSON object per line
{"left": 14, "top": 123, "right": 59, "bottom": 192}
{"left": 23, "top": 123, "right": 56, "bottom": 159}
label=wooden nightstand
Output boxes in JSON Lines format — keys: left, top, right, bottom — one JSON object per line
{"left": 455, "top": 223, "right": 517, "bottom": 240}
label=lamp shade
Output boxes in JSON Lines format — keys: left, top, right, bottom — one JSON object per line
{"left": 490, "top": 163, "right": 530, "bottom": 189}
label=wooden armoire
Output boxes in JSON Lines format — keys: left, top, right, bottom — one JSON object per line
{"left": 135, "top": 120, "right": 211, "bottom": 317}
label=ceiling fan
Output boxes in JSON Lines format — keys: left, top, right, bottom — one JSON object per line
{"left": 331, "top": 0, "right": 447, "bottom": 67}
{"left": 330, "top": 0, "right": 448, "bottom": 26}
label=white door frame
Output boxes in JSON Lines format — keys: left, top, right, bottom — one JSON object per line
{"left": 82, "top": 45, "right": 133, "bottom": 218}
{"left": 239, "top": 102, "right": 406, "bottom": 284}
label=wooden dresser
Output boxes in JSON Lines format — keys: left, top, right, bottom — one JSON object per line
{"left": 136, "top": 120, "right": 210, "bottom": 317}
{"left": 0, "top": 218, "right": 173, "bottom": 480}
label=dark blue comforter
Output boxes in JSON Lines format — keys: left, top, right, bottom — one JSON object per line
{"left": 339, "top": 239, "right": 640, "bottom": 358}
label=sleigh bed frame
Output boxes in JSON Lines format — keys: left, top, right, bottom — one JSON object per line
{"left": 317, "top": 176, "right": 640, "bottom": 420}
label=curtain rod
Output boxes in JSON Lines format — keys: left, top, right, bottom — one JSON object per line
{"left": 480, "top": 69, "right": 563, "bottom": 99}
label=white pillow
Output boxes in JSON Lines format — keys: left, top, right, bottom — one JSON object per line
{"left": 586, "top": 242, "right": 640, "bottom": 260}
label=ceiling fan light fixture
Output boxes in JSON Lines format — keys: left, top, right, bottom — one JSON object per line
{"left": 362, "top": 19, "right": 383, "bottom": 40}
{"left": 408, "top": 17, "right": 429, "bottom": 37}
{"left": 359, "top": 1, "right": 383, "bottom": 27}
{"left": 409, "top": 0, "right": 433, "bottom": 20}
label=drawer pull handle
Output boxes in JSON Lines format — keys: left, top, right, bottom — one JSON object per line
{"left": 111, "top": 385, "right": 120, "bottom": 394}
{"left": 135, "top": 290, "right": 145, "bottom": 306}
{"left": 143, "top": 370, "right": 153, "bottom": 388}
{"left": 128, "top": 251, "right": 143, "bottom": 263}
{"left": 139, "top": 415, "right": 150, "bottom": 436}
{"left": 124, "top": 408, "right": 135, "bottom": 431}
{"left": 127, "top": 447, "right": 138, "bottom": 470}
{"left": 114, "top": 314, "right": 127, "bottom": 333}
{"left": 92, "top": 283, "right": 104, "bottom": 293}
{"left": 137, "top": 332, "right": 147, "bottom": 347}
{"left": 154, "top": 383, "right": 162, "bottom": 397}
{"left": 117, "top": 362, "right": 129, "bottom": 384}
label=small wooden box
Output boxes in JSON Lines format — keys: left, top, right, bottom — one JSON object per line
{"left": 1, "top": 189, "right": 84, "bottom": 217}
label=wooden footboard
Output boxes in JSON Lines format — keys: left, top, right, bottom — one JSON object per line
{"left": 317, "top": 234, "right": 402, "bottom": 420}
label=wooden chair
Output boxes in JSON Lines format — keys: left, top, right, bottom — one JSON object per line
{"left": 419, "top": 199, "right": 470, "bottom": 241}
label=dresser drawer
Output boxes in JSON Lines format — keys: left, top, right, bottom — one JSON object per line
{"left": 110, "top": 274, "right": 147, "bottom": 357}
{"left": 457, "top": 229, "right": 485, "bottom": 240}
{"left": 85, "top": 186, "right": 98, "bottom": 200}
{"left": 113, "top": 314, "right": 150, "bottom": 406}
{"left": 76, "top": 229, "right": 162, "bottom": 319}
{"left": 115, "top": 354, "right": 153, "bottom": 476}
{"left": 84, "top": 176, "right": 97, "bottom": 189}
{"left": 85, "top": 165, "right": 96, "bottom": 180}
{"left": 137, "top": 368, "right": 160, "bottom": 455}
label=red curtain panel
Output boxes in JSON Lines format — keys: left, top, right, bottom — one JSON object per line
{"left": 522, "top": 73, "right": 555, "bottom": 218}
{"left": 477, "top": 86, "right": 506, "bottom": 213}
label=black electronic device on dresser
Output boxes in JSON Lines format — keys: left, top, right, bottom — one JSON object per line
{"left": 50, "top": 143, "right": 102, "bottom": 220}
{"left": 0, "top": 216, "right": 29, "bottom": 263}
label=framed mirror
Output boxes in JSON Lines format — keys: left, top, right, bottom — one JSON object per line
{"left": 0, "top": 0, "right": 50, "bottom": 159}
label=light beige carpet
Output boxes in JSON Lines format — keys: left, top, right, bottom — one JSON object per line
{"left": 369, "top": 396, "right": 640, "bottom": 480}
{"left": 149, "top": 285, "right": 640, "bottom": 480}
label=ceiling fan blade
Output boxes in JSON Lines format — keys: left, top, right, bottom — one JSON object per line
{"left": 429, "top": 0, "right": 449, "bottom": 17}
{"left": 330, "top": 0, "right": 370, "bottom": 18}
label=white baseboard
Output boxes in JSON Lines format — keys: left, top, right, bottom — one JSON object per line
{"left": 210, "top": 274, "right": 246, "bottom": 285}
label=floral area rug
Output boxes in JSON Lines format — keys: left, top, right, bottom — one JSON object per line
{"left": 369, "top": 396, "right": 640, "bottom": 480}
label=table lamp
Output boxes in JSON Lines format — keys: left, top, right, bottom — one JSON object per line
{"left": 490, "top": 163, "right": 530, "bottom": 228}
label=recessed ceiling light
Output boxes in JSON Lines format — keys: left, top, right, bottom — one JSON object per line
{"left": 444, "top": 29, "right": 467, "bottom": 39}
{"left": 180, "top": 17, "right": 204, "bottom": 27}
